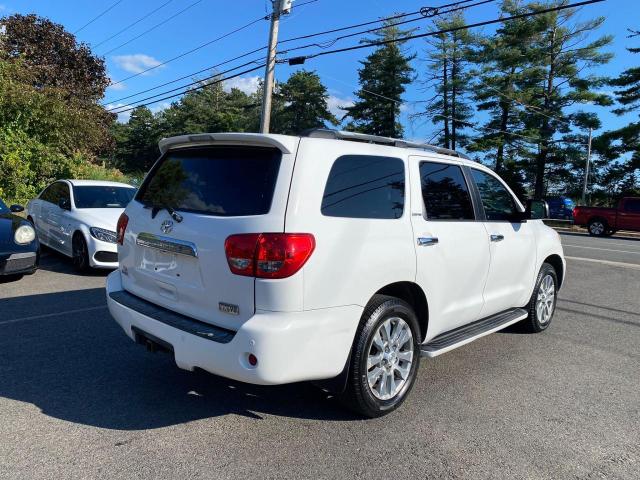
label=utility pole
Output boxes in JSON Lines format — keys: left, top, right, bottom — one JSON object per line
{"left": 260, "top": 0, "right": 292, "bottom": 133}
{"left": 581, "top": 127, "right": 593, "bottom": 205}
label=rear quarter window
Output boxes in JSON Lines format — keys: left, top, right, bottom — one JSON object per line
{"left": 321, "top": 155, "right": 405, "bottom": 219}
{"left": 136, "top": 146, "right": 282, "bottom": 216}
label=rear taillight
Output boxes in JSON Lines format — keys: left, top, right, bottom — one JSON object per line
{"left": 116, "top": 213, "right": 129, "bottom": 245}
{"left": 224, "top": 233, "right": 315, "bottom": 279}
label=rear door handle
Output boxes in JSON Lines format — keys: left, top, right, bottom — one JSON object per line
{"left": 417, "top": 237, "right": 439, "bottom": 246}
{"left": 490, "top": 234, "right": 505, "bottom": 242}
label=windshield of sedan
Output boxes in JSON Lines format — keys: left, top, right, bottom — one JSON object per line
{"left": 73, "top": 186, "right": 136, "bottom": 209}
{"left": 0, "top": 199, "right": 8, "bottom": 213}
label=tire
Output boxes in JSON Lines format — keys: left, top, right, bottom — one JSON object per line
{"left": 519, "top": 263, "right": 558, "bottom": 333}
{"left": 0, "top": 274, "right": 24, "bottom": 283}
{"left": 341, "top": 294, "right": 421, "bottom": 418}
{"left": 72, "top": 234, "right": 90, "bottom": 272}
{"left": 587, "top": 218, "right": 607, "bottom": 236}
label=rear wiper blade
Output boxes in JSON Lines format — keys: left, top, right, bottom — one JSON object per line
{"left": 147, "top": 204, "right": 183, "bottom": 222}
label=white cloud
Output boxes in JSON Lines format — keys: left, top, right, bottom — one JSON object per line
{"left": 223, "top": 75, "right": 261, "bottom": 95}
{"left": 107, "top": 81, "right": 127, "bottom": 91}
{"left": 151, "top": 102, "right": 171, "bottom": 114}
{"left": 327, "top": 95, "right": 354, "bottom": 119}
{"left": 112, "top": 54, "right": 164, "bottom": 75}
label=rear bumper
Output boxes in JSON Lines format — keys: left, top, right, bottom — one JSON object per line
{"left": 106, "top": 270, "right": 362, "bottom": 385}
{"left": 0, "top": 251, "right": 38, "bottom": 275}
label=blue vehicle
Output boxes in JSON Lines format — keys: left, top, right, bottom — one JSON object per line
{"left": 546, "top": 197, "right": 575, "bottom": 220}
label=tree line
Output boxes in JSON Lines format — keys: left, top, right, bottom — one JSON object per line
{"left": 1, "top": 1, "right": 638, "bottom": 205}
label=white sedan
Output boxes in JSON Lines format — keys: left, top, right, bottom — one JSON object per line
{"left": 27, "top": 180, "right": 136, "bottom": 271}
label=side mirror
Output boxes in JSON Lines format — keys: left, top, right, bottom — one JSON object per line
{"left": 9, "top": 204, "right": 24, "bottom": 213}
{"left": 526, "top": 199, "right": 549, "bottom": 220}
{"left": 58, "top": 198, "right": 71, "bottom": 210}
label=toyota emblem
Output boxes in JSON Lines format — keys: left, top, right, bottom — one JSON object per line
{"left": 160, "top": 219, "right": 174, "bottom": 234}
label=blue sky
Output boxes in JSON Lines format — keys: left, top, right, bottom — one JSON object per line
{"left": 2, "top": 0, "right": 638, "bottom": 143}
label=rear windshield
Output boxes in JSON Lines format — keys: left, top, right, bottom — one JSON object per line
{"left": 136, "top": 146, "right": 282, "bottom": 216}
{"left": 73, "top": 186, "right": 135, "bottom": 209}
{"left": 0, "top": 199, "right": 8, "bottom": 213}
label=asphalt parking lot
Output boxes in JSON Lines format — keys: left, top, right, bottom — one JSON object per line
{"left": 1, "top": 233, "right": 639, "bottom": 480}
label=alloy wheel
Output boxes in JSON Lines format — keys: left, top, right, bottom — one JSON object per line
{"left": 366, "top": 317, "right": 414, "bottom": 401}
{"left": 589, "top": 221, "right": 604, "bottom": 235}
{"left": 73, "top": 237, "right": 87, "bottom": 269}
{"left": 536, "top": 274, "right": 555, "bottom": 325}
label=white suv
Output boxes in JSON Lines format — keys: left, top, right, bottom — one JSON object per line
{"left": 107, "top": 130, "right": 565, "bottom": 417}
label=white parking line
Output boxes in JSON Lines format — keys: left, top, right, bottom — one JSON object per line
{"left": 0, "top": 305, "right": 107, "bottom": 326}
{"left": 565, "top": 256, "right": 640, "bottom": 270}
{"left": 563, "top": 244, "right": 640, "bottom": 255}
{"left": 563, "top": 239, "right": 640, "bottom": 248}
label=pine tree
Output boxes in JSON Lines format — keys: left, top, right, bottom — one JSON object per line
{"left": 120, "top": 106, "right": 159, "bottom": 172}
{"left": 274, "top": 70, "right": 337, "bottom": 135}
{"left": 596, "top": 29, "right": 640, "bottom": 195}
{"left": 467, "top": 0, "right": 538, "bottom": 177}
{"left": 523, "top": 1, "right": 612, "bottom": 198}
{"left": 415, "top": 12, "right": 475, "bottom": 150}
{"left": 343, "top": 20, "right": 415, "bottom": 138}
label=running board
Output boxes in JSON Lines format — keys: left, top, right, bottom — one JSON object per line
{"left": 420, "top": 308, "right": 528, "bottom": 358}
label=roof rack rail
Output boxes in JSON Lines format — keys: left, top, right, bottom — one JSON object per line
{"left": 301, "top": 128, "right": 471, "bottom": 160}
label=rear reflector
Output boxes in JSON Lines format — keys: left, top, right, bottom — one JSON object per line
{"left": 116, "top": 213, "right": 129, "bottom": 245}
{"left": 224, "top": 233, "right": 315, "bottom": 279}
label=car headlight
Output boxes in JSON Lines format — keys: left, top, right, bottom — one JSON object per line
{"left": 90, "top": 227, "right": 117, "bottom": 243}
{"left": 14, "top": 224, "right": 36, "bottom": 245}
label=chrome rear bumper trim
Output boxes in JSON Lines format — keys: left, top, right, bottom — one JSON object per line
{"left": 136, "top": 232, "right": 198, "bottom": 257}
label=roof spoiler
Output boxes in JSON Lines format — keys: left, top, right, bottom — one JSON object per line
{"left": 158, "top": 133, "right": 293, "bottom": 155}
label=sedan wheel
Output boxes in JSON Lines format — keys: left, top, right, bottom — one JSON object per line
{"left": 72, "top": 235, "right": 90, "bottom": 272}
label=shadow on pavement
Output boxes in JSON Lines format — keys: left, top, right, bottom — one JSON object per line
{"left": 38, "top": 248, "right": 112, "bottom": 277}
{"left": 560, "top": 298, "right": 640, "bottom": 317}
{"left": 0, "top": 288, "right": 358, "bottom": 429}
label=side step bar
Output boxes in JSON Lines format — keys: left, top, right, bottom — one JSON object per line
{"left": 421, "top": 308, "right": 528, "bottom": 358}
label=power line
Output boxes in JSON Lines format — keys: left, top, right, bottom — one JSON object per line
{"left": 74, "top": 0, "right": 125, "bottom": 34}
{"left": 107, "top": 48, "right": 265, "bottom": 104}
{"left": 280, "top": 0, "right": 497, "bottom": 56}
{"left": 106, "top": 0, "right": 480, "bottom": 101}
{"left": 109, "top": 0, "right": 318, "bottom": 86}
{"left": 110, "top": 64, "right": 266, "bottom": 115}
{"left": 101, "top": 0, "right": 206, "bottom": 56}
{"left": 93, "top": 0, "right": 175, "bottom": 49}
{"left": 107, "top": 0, "right": 544, "bottom": 115}
{"left": 281, "top": 0, "right": 605, "bottom": 64}
{"left": 479, "top": 83, "right": 572, "bottom": 126}
{"left": 107, "top": 59, "right": 261, "bottom": 112}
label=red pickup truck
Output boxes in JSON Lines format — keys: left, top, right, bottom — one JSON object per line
{"left": 573, "top": 197, "right": 640, "bottom": 236}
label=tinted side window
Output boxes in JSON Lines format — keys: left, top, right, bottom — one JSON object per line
{"left": 471, "top": 169, "right": 518, "bottom": 221}
{"left": 419, "top": 162, "right": 474, "bottom": 220}
{"left": 58, "top": 183, "right": 71, "bottom": 203}
{"left": 321, "top": 155, "right": 405, "bottom": 219}
{"left": 40, "top": 185, "right": 55, "bottom": 203}
{"left": 624, "top": 199, "right": 640, "bottom": 213}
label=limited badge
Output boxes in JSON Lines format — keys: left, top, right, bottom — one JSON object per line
{"left": 219, "top": 302, "right": 239, "bottom": 315}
